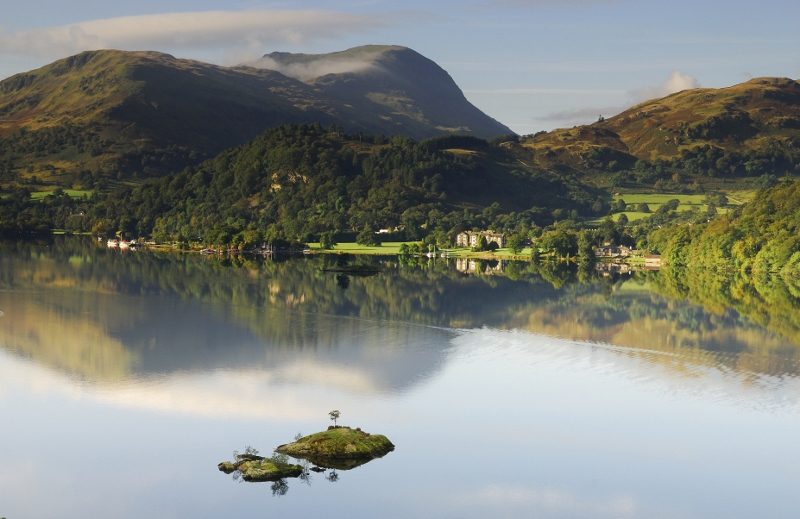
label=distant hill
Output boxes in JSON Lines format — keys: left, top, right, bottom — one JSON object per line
{"left": 0, "top": 125, "right": 600, "bottom": 240}
{"left": 89, "top": 126, "right": 596, "bottom": 243}
{"left": 0, "top": 46, "right": 511, "bottom": 186}
{"left": 521, "top": 77, "right": 800, "bottom": 180}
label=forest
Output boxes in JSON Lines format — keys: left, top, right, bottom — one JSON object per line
{"left": 648, "top": 179, "right": 800, "bottom": 277}
{"left": 0, "top": 125, "right": 601, "bottom": 244}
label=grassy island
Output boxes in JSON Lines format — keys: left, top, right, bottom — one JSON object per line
{"left": 276, "top": 426, "right": 395, "bottom": 469}
{"left": 218, "top": 454, "right": 303, "bottom": 482}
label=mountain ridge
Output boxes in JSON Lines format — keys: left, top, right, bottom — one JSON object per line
{"left": 521, "top": 76, "right": 800, "bottom": 179}
{"left": 0, "top": 46, "right": 512, "bottom": 186}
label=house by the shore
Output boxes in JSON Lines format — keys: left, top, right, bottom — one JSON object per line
{"left": 595, "top": 244, "right": 636, "bottom": 258}
{"left": 456, "top": 230, "right": 506, "bottom": 249}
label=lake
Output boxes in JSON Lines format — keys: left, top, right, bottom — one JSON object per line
{"left": 1, "top": 238, "right": 799, "bottom": 518}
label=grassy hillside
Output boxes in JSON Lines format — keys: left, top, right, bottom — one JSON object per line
{"left": 0, "top": 47, "right": 512, "bottom": 189}
{"left": 520, "top": 77, "right": 800, "bottom": 183}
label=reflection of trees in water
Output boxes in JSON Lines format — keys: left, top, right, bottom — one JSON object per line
{"left": 228, "top": 456, "right": 356, "bottom": 497}
{"left": 2, "top": 237, "right": 799, "bottom": 381}
{"left": 261, "top": 467, "right": 341, "bottom": 497}
{"left": 270, "top": 479, "right": 289, "bottom": 496}
{"left": 651, "top": 265, "right": 800, "bottom": 345}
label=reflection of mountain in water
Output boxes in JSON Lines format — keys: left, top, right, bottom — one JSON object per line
{"left": 509, "top": 281, "right": 800, "bottom": 379}
{"left": 0, "top": 292, "right": 137, "bottom": 381}
{"left": 1, "top": 237, "right": 799, "bottom": 385}
{"left": 117, "top": 300, "right": 451, "bottom": 393}
{"left": 0, "top": 284, "right": 450, "bottom": 394}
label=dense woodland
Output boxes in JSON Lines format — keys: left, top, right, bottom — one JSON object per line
{"left": 1, "top": 124, "right": 799, "bottom": 279}
{"left": 649, "top": 180, "right": 800, "bottom": 276}
{"left": 0, "top": 125, "right": 600, "bottom": 244}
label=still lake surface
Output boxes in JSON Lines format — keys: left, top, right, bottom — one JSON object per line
{"left": 1, "top": 238, "right": 800, "bottom": 518}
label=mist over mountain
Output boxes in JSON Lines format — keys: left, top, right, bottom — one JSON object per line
{"left": 0, "top": 46, "right": 511, "bottom": 184}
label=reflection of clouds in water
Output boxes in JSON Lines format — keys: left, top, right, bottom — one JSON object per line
{"left": 452, "top": 328, "right": 800, "bottom": 413}
{"left": 0, "top": 289, "right": 451, "bottom": 392}
{"left": 93, "top": 371, "right": 322, "bottom": 420}
{"left": 0, "top": 349, "right": 388, "bottom": 421}
{"left": 93, "top": 362, "right": 386, "bottom": 420}
{"left": 453, "top": 484, "right": 638, "bottom": 519}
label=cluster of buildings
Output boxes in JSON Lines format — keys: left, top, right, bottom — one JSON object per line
{"left": 455, "top": 230, "right": 506, "bottom": 249}
{"left": 594, "top": 243, "right": 662, "bottom": 270}
{"left": 594, "top": 245, "right": 636, "bottom": 258}
{"left": 449, "top": 231, "right": 661, "bottom": 270}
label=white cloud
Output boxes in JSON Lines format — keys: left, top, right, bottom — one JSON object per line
{"left": 250, "top": 55, "right": 377, "bottom": 81}
{"left": 631, "top": 70, "right": 701, "bottom": 102}
{"left": 536, "top": 70, "right": 701, "bottom": 128}
{"left": 0, "top": 9, "right": 379, "bottom": 64}
{"left": 244, "top": 45, "right": 403, "bottom": 81}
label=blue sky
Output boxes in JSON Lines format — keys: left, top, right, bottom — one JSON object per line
{"left": 1, "top": 0, "right": 798, "bottom": 134}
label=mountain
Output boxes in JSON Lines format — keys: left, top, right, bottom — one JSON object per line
{"left": 0, "top": 46, "right": 511, "bottom": 186}
{"left": 246, "top": 45, "right": 510, "bottom": 139}
{"left": 521, "top": 77, "right": 800, "bottom": 179}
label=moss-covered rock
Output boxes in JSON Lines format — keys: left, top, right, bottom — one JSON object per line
{"left": 217, "top": 454, "right": 303, "bottom": 482}
{"left": 275, "top": 426, "right": 394, "bottom": 468}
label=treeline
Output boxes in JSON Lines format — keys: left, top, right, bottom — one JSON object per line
{"left": 648, "top": 180, "right": 800, "bottom": 276}
{"left": 0, "top": 188, "right": 95, "bottom": 236}
{"left": 0, "top": 123, "right": 201, "bottom": 183}
{"left": 603, "top": 144, "right": 799, "bottom": 189}
{"left": 2, "top": 125, "right": 601, "bottom": 246}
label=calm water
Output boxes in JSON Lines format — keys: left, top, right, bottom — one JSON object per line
{"left": 2, "top": 238, "right": 800, "bottom": 518}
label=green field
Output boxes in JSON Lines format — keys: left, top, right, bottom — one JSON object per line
{"left": 595, "top": 190, "right": 756, "bottom": 223}
{"left": 307, "top": 242, "right": 413, "bottom": 255}
{"left": 30, "top": 189, "right": 94, "bottom": 200}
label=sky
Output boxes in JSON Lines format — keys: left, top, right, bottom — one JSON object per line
{"left": 0, "top": 0, "right": 798, "bottom": 134}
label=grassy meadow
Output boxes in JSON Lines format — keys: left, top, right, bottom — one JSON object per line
{"left": 597, "top": 189, "right": 757, "bottom": 223}
{"left": 30, "top": 189, "right": 94, "bottom": 200}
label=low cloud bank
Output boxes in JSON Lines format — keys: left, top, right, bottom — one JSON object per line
{"left": 0, "top": 10, "right": 378, "bottom": 65}
{"left": 248, "top": 55, "right": 380, "bottom": 82}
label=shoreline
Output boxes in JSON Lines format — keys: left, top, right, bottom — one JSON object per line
{"left": 89, "top": 236, "right": 656, "bottom": 266}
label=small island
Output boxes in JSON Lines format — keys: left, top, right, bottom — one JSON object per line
{"left": 220, "top": 412, "right": 394, "bottom": 481}
{"left": 275, "top": 426, "right": 395, "bottom": 469}
{"left": 218, "top": 453, "right": 304, "bottom": 482}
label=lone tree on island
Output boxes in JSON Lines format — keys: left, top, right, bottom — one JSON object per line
{"left": 329, "top": 409, "right": 341, "bottom": 427}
